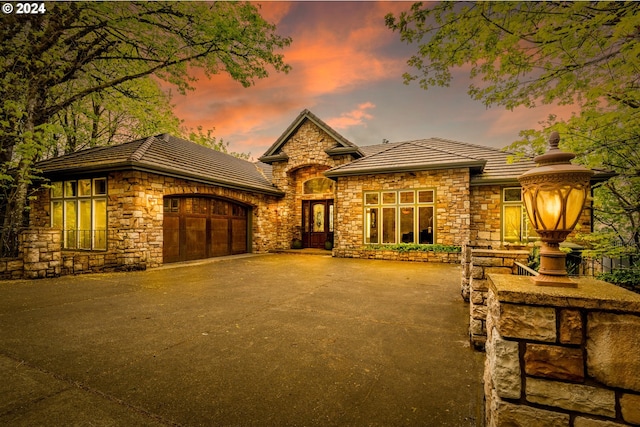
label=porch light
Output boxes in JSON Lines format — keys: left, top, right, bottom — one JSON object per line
{"left": 518, "top": 131, "right": 593, "bottom": 287}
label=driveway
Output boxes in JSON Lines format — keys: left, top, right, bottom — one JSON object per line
{"left": 0, "top": 254, "right": 484, "bottom": 426}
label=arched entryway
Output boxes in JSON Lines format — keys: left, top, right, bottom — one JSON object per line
{"left": 163, "top": 196, "right": 249, "bottom": 263}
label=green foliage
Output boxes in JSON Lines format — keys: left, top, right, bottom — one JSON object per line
{"left": 365, "top": 243, "right": 462, "bottom": 253}
{"left": 0, "top": 1, "right": 291, "bottom": 256}
{"left": 386, "top": 1, "right": 640, "bottom": 262}
{"left": 597, "top": 268, "right": 640, "bottom": 294}
{"left": 184, "top": 126, "right": 250, "bottom": 160}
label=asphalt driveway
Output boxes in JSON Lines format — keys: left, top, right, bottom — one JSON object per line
{"left": 0, "top": 254, "right": 484, "bottom": 427}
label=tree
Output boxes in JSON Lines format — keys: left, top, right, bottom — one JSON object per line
{"left": 386, "top": 1, "right": 640, "bottom": 269}
{"left": 48, "top": 76, "right": 183, "bottom": 157}
{"left": 0, "top": 1, "right": 291, "bottom": 256}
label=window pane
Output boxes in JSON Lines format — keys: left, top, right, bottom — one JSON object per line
{"left": 52, "top": 201, "right": 63, "bottom": 229}
{"left": 78, "top": 179, "right": 91, "bottom": 197}
{"left": 503, "top": 205, "right": 523, "bottom": 242}
{"left": 78, "top": 200, "right": 92, "bottom": 249}
{"left": 303, "top": 204, "right": 309, "bottom": 233}
{"left": 93, "top": 199, "right": 107, "bottom": 250}
{"left": 504, "top": 188, "right": 522, "bottom": 202}
{"left": 400, "top": 207, "right": 414, "bottom": 243}
{"left": 419, "top": 207, "right": 434, "bottom": 244}
{"left": 365, "top": 208, "right": 378, "bottom": 244}
{"left": 64, "top": 181, "right": 77, "bottom": 197}
{"left": 51, "top": 182, "right": 63, "bottom": 198}
{"left": 382, "top": 207, "right": 396, "bottom": 243}
{"left": 304, "top": 178, "right": 334, "bottom": 194}
{"left": 313, "top": 204, "right": 325, "bottom": 232}
{"left": 94, "top": 178, "right": 107, "bottom": 195}
{"left": 382, "top": 192, "right": 396, "bottom": 204}
{"left": 418, "top": 190, "right": 434, "bottom": 203}
{"left": 65, "top": 200, "right": 77, "bottom": 249}
{"left": 364, "top": 193, "right": 379, "bottom": 205}
{"left": 399, "top": 191, "right": 414, "bottom": 204}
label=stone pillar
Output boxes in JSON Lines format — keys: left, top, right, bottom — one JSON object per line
{"left": 20, "top": 228, "right": 61, "bottom": 279}
{"left": 460, "top": 244, "right": 472, "bottom": 301}
{"left": 468, "top": 249, "right": 529, "bottom": 350}
{"left": 485, "top": 274, "right": 640, "bottom": 427}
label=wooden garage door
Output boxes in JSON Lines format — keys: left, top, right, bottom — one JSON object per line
{"left": 163, "top": 197, "right": 248, "bottom": 263}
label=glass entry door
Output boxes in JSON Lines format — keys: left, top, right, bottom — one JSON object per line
{"left": 302, "top": 200, "right": 334, "bottom": 249}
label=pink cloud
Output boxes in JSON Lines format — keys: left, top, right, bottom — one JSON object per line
{"left": 326, "top": 103, "right": 376, "bottom": 130}
{"left": 169, "top": 2, "right": 410, "bottom": 152}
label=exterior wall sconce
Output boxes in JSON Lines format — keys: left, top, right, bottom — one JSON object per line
{"left": 518, "top": 132, "right": 593, "bottom": 287}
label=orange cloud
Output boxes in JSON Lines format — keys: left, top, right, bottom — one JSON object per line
{"left": 326, "top": 103, "right": 376, "bottom": 130}
{"left": 168, "top": 1, "right": 419, "bottom": 153}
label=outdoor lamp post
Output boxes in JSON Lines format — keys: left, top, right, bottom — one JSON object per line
{"left": 518, "top": 131, "right": 593, "bottom": 287}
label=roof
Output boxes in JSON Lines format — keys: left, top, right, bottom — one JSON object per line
{"left": 325, "top": 137, "right": 536, "bottom": 184}
{"left": 35, "top": 134, "right": 284, "bottom": 196}
{"left": 259, "top": 109, "right": 364, "bottom": 163}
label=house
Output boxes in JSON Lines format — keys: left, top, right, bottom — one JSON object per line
{"left": 12, "top": 109, "right": 598, "bottom": 277}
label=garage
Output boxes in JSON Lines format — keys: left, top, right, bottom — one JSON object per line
{"left": 163, "top": 196, "right": 249, "bottom": 263}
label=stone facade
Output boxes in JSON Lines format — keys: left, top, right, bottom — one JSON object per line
{"left": 333, "top": 168, "right": 470, "bottom": 261}
{"left": 27, "top": 170, "right": 280, "bottom": 275}
{"left": 268, "top": 121, "right": 354, "bottom": 249}
{"left": 485, "top": 274, "right": 640, "bottom": 427}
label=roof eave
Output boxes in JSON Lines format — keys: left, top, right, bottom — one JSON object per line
{"left": 40, "top": 162, "right": 285, "bottom": 197}
{"left": 325, "top": 161, "right": 486, "bottom": 178}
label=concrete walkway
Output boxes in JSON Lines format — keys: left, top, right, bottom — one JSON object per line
{"left": 0, "top": 254, "right": 484, "bottom": 426}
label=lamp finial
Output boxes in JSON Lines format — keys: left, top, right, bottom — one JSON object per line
{"left": 549, "top": 131, "right": 560, "bottom": 150}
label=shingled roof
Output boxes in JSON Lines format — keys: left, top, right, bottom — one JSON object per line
{"left": 326, "top": 137, "right": 537, "bottom": 184}
{"left": 36, "top": 134, "right": 284, "bottom": 196}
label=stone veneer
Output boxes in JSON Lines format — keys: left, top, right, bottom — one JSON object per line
{"left": 465, "top": 249, "right": 530, "bottom": 350}
{"left": 268, "top": 120, "right": 354, "bottom": 249}
{"left": 27, "top": 170, "right": 281, "bottom": 275}
{"left": 333, "top": 168, "right": 470, "bottom": 261}
{"left": 469, "top": 185, "right": 592, "bottom": 249}
{"left": 485, "top": 274, "right": 640, "bottom": 427}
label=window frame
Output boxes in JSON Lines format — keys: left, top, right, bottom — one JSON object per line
{"left": 51, "top": 178, "right": 108, "bottom": 251}
{"left": 363, "top": 189, "right": 436, "bottom": 245}
{"left": 501, "top": 187, "right": 538, "bottom": 244}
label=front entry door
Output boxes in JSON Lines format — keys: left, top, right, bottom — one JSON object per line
{"left": 302, "top": 200, "right": 334, "bottom": 249}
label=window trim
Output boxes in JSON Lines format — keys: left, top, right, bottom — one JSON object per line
{"left": 363, "top": 189, "right": 436, "bottom": 245}
{"left": 501, "top": 187, "right": 538, "bottom": 244}
{"left": 51, "top": 178, "right": 108, "bottom": 251}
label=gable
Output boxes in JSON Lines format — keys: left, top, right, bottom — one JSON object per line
{"left": 259, "top": 109, "right": 363, "bottom": 164}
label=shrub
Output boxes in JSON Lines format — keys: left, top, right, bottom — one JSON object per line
{"left": 364, "top": 243, "right": 462, "bottom": 253}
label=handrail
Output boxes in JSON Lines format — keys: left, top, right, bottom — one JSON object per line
{"left": 514, "top": 261, "right": 539, "bottom": 277}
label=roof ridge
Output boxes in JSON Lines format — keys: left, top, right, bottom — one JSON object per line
{"left": 410, "top": 140, "right": 485, "bottom": 161}
{"left": 337, "top": 141, "right": 412, "bottom": 168}
{"left": 130, "top": 136, "right": 157, "bottom": 162}
{"left": 428, "top": 137, "right": 505, "bottom": 153}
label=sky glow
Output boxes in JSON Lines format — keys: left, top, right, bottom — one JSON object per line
{"left": 170, "top": 1, "right": 576, "bottom": 158}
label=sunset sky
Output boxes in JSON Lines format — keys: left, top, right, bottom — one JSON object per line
{"left": 171, "top": 1, "right": 573, "bottom": 158}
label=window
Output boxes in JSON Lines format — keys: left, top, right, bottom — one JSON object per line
{"left": 502, "top": 187, "right": 538, "bottom": 243}
{"left": 51, "top": 178, "right": 107, "bottom": 250}
{"left": 303, "top": 178, "right": 334, "bottom": 194}
{"left": 363, "top": 189, "right": 435, "bottom": 244}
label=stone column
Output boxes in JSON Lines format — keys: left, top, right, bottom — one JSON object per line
{"left": 20, "top": 228, "right": 61, "bottom": 279}
{"left": 485, "top": 274, "right": 640, "bottom": 427}
{"left": 468, "top": 249, "right": 529, "bottom": 350}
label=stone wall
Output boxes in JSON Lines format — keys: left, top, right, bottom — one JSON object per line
{"left": 466, "top": 249, "right": 530, "bottom": 350}
{"left": 268, "top": 120, "right": 355, "bottom": 249}
{"left": 468, "top": 185, "right": 592, "bottom": 249}
{"left": 332, "top": 247, "right": 461, "bottom": 263}
{"left": 334, "top": 168, "right": 471, "bottom": 259}
{"left": 27, "top": 170, "right": 281, "bottom": 275}
{"left": 0, "top": 228, "right": 61, "bottom": 279}
{"left": 485, "top": 274, "right": 640, "bottom": 427}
